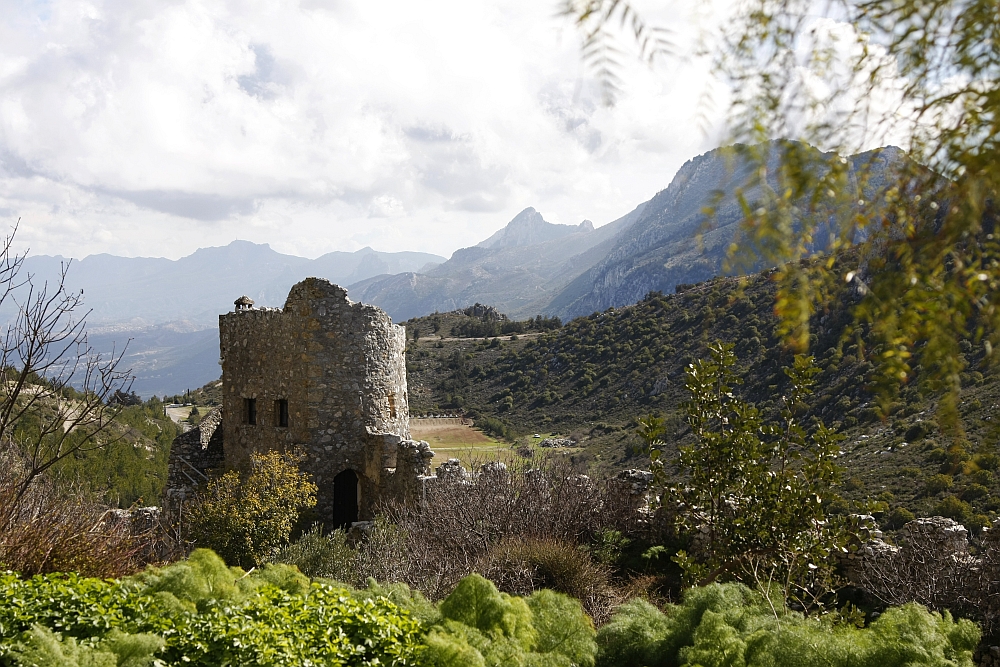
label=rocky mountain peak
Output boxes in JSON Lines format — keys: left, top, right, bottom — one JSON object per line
{"left": 476, "top": 207, "right": 594, "bottom": 250}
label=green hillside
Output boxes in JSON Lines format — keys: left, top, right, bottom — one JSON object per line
{"left": 179, "top": 263, "right": 999, "bottom": 531}
{"left": 46, "top": 396, "right": 182, "bottom": 508}
{"left": 402, "top": 266, "right": 999, "bottom": 532}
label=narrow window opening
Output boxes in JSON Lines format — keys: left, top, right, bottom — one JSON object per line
{"left": 275, "top": 399, "right": 289, "bottom": 427}
{"left": 244, "top": 397, "right": 257, "bottom": 425}
{"left": 387, "top": 393, "right": 397, "bottom": 419}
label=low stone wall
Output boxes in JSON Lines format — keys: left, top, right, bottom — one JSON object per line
{"left": 164, "top": 408, "right": 224, "bottom": 512}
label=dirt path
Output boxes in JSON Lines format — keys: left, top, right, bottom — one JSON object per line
{"left": 418, "top": 332, "right": 543, "bottom": 343}
{"left": 165, "top": 405, "right": 193, "bottom": 432}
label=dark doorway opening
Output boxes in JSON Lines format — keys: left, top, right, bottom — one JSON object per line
{"left": 332, "top": 469, "right": 359, "bottom": 530}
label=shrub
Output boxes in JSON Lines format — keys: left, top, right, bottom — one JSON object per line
{"left": 424, "top": 574, "right": 597, "bottom": 667}
{"left": 904, "top": 421, "right": 931, "bottom": 442}
{"left": 885, "top": 507, "right": 915, "bottom": 530}
{"left": 185, "top": 450, "right": 317, "bottom": 568}
{"left": 8, "top": 626, "right": 164, "bottom": 667}
{"left": 844, "top": 476, "right": 865, "bottom": 492}
{"left": 477, "top": 537, "right": 617, "bottom": 623}
{"left": 934, "top": 496, "right": 972, "bottom": 524}
{"left": 974, "top": 452, "right": 1000, "bottom": 471}
{"left": 0, "top": 549, "right": 425, "bottom": 667}
{"left": 0, "top": 469, "right": 147, "bottom": 578}
{"left": 924, "top": 474, "right": 954, "bottom": 495}
{"left": 960, "top": 483, "right": 989, "bottom": 501}
{"left": 378, "top": 454, "right": 639, "bottom": 600}
{"left": 970, "top": 469, "right": 995, "bottom": 486}
{"left": 594, "top": 582, "right": 979, "bottom": 667}
{"left": 654, "top": 344, "right": 845, "bottom": 609}
{"left": 476, "top": 416, "right": 515, "bottom": 441}
{"left": 274, "top": 523, "right": 356, "bottom": 580}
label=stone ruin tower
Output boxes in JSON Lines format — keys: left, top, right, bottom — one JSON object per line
{"left": 166, "top": 277, "right": 434, "bottom": 529}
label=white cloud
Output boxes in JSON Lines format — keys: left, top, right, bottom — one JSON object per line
{"left": 0, "top": 0, "right": 728, "bottom": 260}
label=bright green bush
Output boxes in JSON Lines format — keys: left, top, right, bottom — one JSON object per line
{"left": 595, "top": 582, "right": 980, "bottom": 667}
{"left": 0, "top": 550, "right": 424, "bottom": 667}
{"left": 8, "top": 626, "right": 164, "bottom": 667}
{"left": 424, "top": 574, "right": 596, "bottom": 667}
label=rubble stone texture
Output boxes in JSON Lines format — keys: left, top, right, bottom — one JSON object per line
{"left": 167, "top": 278, "right": 433, "bottom": 528}
{"left": 165, "top": 408, "right": 224, "bottom": 506}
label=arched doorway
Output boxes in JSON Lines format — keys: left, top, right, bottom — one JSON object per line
{"left": 332, "top": 469, "right": 359, "bottom": 530}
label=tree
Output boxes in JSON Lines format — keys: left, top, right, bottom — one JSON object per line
{"left": 564, "top": 1, "right": 1000, "bottom": 421}
{"left": 634, "top": 413, "right": 665, "bottom": 456}
{"left": 185, "top": 450, "right": 317, "bottom": 568}
{"left": 0, "top": 225, "right": 132, "bottom": 528}
{"left": 651, "top": 342, "right": 845, "bottom": 610}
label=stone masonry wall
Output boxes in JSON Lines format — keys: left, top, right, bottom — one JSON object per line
{"left": 219, "top": 278, "right": 414, "bottom": 523}
{"left": 163, "top": 408, "right": 224, "bottom": 511}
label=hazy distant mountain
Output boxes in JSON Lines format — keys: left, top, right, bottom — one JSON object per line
{"left": 547, "top": 142, "right": 909, "bottom": 319}
{"left": 16, "top": 140, "right": 911, "bottom": 397}
{"left": 88, "top": 324, "right": 222, "bottom": 399}
{"left": 347, "top": 204, "right": 645, "bottom": 320}
{"left": 8, "top": 243, "right": 444, "bottom": 396}
{"left": 12, "top": 242, "right": 445, "bottom": 328}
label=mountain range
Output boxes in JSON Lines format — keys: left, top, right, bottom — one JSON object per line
{"left": 349, "top": 141, "right": 905, "bottom": 321}
{"left": 15, "top": 140, "right": 906, "bottom": 397}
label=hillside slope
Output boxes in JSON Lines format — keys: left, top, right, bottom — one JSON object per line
{"left": 403, "top": 264, "right": 998, "bottom": 531}
{"left": 548, "top": 142, "right": 908, "bottom": 319}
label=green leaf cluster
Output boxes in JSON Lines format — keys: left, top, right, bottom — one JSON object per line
{"left": 596, "top": 582, "right": 981, "bottom": 667}
{"left": 423, "top": 574, "right": 597, "bottom": 667}
{"left": 0, "top": 549, "right": 424, "bottom": 667}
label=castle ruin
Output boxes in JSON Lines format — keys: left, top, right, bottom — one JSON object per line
{"left": 165, "top": 278, "right": 434, "bottom": 528}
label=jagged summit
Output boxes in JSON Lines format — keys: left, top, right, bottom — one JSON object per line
{"left": 476, "top": 207, "right": 594, "bottom": 250}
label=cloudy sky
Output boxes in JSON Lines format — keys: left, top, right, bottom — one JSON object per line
{"left": 0, "top": 0, "right": 733, "bottom": 260}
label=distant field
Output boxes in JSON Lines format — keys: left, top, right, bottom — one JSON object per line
{"left": 409, "top": 418, "right": 507, "bottom": 467}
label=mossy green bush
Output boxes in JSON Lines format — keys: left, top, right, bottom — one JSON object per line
{"left": 595, "top": 582, "right": 980, "bottom": 667}
{"left": 0, "top": 549, "right": 423, "bottom": 667}
{"left": 0, "top": 553, "right": 984, "bottom": 667}
{"left": 423, "top": 574, "right": 597, "bottom": 667}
